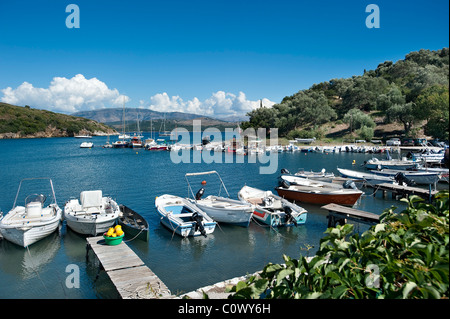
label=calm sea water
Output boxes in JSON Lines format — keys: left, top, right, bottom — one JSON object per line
{"left": 1, "top": 135, "right": 437, "bottom": 299}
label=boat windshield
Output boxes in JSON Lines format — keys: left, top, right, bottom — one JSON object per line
{"left": 25, "top": 194, "right": 47, "bottom": 206}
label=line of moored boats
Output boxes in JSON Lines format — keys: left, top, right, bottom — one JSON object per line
{"left": 1, "top": 150, "right": 448, "bottom": 247}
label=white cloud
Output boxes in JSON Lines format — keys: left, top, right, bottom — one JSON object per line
{"left": 144, "top": 91, "right": 275, "bottom": 119}
{"left": 0, "top": 74, "right": 276, "bottom": 118}
{"left": 1, "top": 74, "right": 129, "bottom": 113}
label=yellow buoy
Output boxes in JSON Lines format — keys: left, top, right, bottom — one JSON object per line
{"left": 352, "top": 160, "right": 356, "bottom": 165}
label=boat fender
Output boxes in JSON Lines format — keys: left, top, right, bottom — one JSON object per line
{"left": 195, "top": 188, "right": 205, "bottom": 200}
{"left": 280, "top": 168, "right": 290, "bottom": 175}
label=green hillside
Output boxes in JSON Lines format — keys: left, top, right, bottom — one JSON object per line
{"left": 0, "top": 102, "right": 116, "bottom": 138}
{"left": 242, "top": 48, "right": 449, "bottom": 141}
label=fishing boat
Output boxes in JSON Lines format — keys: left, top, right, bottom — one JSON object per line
{"left": 369, "top": 168, "right": 442, "bottom": 185}
{"left": 293, "top": 168, "right": 335, "bottom": 182}
{"left": 275, "top": 181, "right": 363, "bottom": 206}
{"left": 280, "top": 173, "right": 345, "bottom": 189}
{"left": 64, "top": 190, "right": 120, "bottom": 236}
{"left": 415, "top": 165, "right": 449, "bottom": 183}
{"left": 129, "top": 135, "right": 144, "bottom": 148}
{"left": 103, "top": 135, "right": 113, "bottom": 148}
{"left": 155, "top": 194, "right": 216, "bottom": 238}
{"left": 238, "top": 185, "right": 307, "bottom": 227}
{"left": 364, "top": 150, "right": 419, "bottom": 170}
{"left": 80, "top": 141, "right": 93, "bottom": 148}
{"left": 118, "top": 204, "right": 149, "bottom": 241}
{"left": 410, "top": 149, "right": 445, "bottom": 164}
{"left": 185, "top": 171, "right": 253, "bottom": 227}
{"left": 0, "top": 178, "right": 62, "bottom": 247}
{"left": 337, "top": 167, "right": 394, "bottom": 186}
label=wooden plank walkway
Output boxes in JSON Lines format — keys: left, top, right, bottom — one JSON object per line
{"left": 374, "top": 183, "right": 438, "bottom": 202}
{"left": 321, "top": 203, "right": 380, "bottom": 227}
{"left": 86, "top": 236, "right": 173, "bottom": 299}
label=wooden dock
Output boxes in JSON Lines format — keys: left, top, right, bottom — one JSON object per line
{"left": 374, "top": 183, "right": 438, "bottom": 202}
{"left": 86, "top": 236, "right": 172, "bottom": 299}
{"left": 321, "top": 203, "right": 380, "bottom": 228}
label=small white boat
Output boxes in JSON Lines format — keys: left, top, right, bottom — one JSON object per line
{"left": 280, "top": 174, "right": 345, "bottom": 189}
{"left": 410, "top": 149, "right": 445, "bottom": 163}
{"left": 75, "top": 135, "right": 92, "bottom": 138}
{"left": 238, "top": 185, "right": 307, "bottom": 227}
{"left": 185, "top": 171, "right": 253, "bottom": 227}
{"left": 365, "top": 150, "right": 419, "bottom": 170}
{"left": 416, "top": 165, "right": 449, "bottom": 183}
{"left": 369, "top": 169, "right": 442, "bottom": 185}
{"left": 155, "top": 194, "right": 216, "bottom": 238}
{"left": 292, "top": 168, "right": 335, "bottom": 182}
{"left": 337, "top": 167, "right": 394, "bottom": 186}
{"left": 80, "top": 142, "right": 93, "bottom": 148}
{"left": 0, "top": 178, "right": 62, "bottom": 247}
{"left": 64, "top": 190, "right": 120, "bottom": 236}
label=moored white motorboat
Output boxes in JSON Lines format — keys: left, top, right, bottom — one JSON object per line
{"left": 337, "top": 167, "right": 394, "bottom": 186}
{"left": 80, "top": 142, "right": 93, "bottom": 148}
{"left": 155, "top": 194, "right": 216, "bottom": 238}
{"left": 293, "top": 168, "right": 335, "bottom": 182}
{"left": 64, "top": 190, "right": 120, "bottom": 236}
{"left": 238, "top": 185, "right": 307, "bottom": 227}
{"left": 0, "top": 178, "right": 62, "bottom": 247}
{"left": 369, "top": 168, "right": 441, "bottom": 185}
{"left": 185, "top": 171, "right": 254, "bottom": 227}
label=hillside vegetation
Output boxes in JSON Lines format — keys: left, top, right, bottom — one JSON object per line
{"left": 0, "top": 102, "right": 116, "bottom": 138}
{"left": 242, "top": 48, "right": 449, "bottom": 142}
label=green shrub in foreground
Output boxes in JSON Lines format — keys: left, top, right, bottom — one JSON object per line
{"left": 228, "top": 191, "right": 449, "bottom": 299}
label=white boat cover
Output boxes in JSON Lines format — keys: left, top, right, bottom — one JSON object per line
{"left": 80, "top": 190, "right": 103, "bottom": 208}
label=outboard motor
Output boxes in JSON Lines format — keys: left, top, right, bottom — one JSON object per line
{"left": 280, "top": 168, "right": 290, "bottom": 175}
{"left": 191, "top": 212, "right": 207, "bottom": 237}
{"left": 343, "top": 180, "right": 358, "bottom": 190}
{"left": 195, "top": 188, "right": 205, "bottom": 200}
{"left": 394, "top": 172, "right": 416, "bottom": 186}
{"left": 283, "top": 206, "right": 297, "bottom": 227}
{"left": 279, "top": 180, "right": 291, "bottom": 189}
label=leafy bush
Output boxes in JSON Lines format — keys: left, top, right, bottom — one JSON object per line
{"left": 227, "top": 191, "right": 449, "bottom": 299}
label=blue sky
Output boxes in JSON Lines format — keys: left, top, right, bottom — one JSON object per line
{"left": 0, "top": 0, "right": 448, "bottom": 118}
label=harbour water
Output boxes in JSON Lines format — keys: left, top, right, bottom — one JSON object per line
{"left": 0, "top": 136, "right": 443, "bottom": 298}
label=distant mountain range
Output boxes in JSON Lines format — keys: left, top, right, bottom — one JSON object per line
{"left": 72, "top": 108, "right": 241, "bottom": 132}
{"left": 72, "top": 108, "right": 245, "bottom": 123}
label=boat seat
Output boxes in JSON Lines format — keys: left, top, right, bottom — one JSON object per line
{"left": 80, "top": 190, "right": 103, "bottom": 209}
{"left": 272, "top": 199, "right": 283, "bottom": 210}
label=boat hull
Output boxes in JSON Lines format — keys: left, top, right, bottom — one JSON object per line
{"left": 118, "top": 205, "right": 149, "bottom": 242}
{"left": 158, "top": 215, "right": 216, "bottom": 238}
{"left": 65, "top": 215, "right": 117, "bottom": 236}
{"left": 0, "top": 213, "right": 61, "bottom": 247}
{"left": 275, "top": 187, "right": 362, "bottom": 206}
{"left": 194, "top": 203, "right": 253, "bottom": 227}
{"left": 370, "top": 170, "right": 441, "bottom": 185}
{"left": 251, "top": 206, "right": 307, "bottom": 227}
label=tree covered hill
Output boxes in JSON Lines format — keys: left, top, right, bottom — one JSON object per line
{"left": 0, "top": 102, "right": 116, "bottom": 138}
{"left": 242, "top": 48, "right": 449, "bottom": 141}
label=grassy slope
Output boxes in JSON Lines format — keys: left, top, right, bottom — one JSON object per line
{"left": 0, "top": 102, "right": 116, "bottom": 137}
